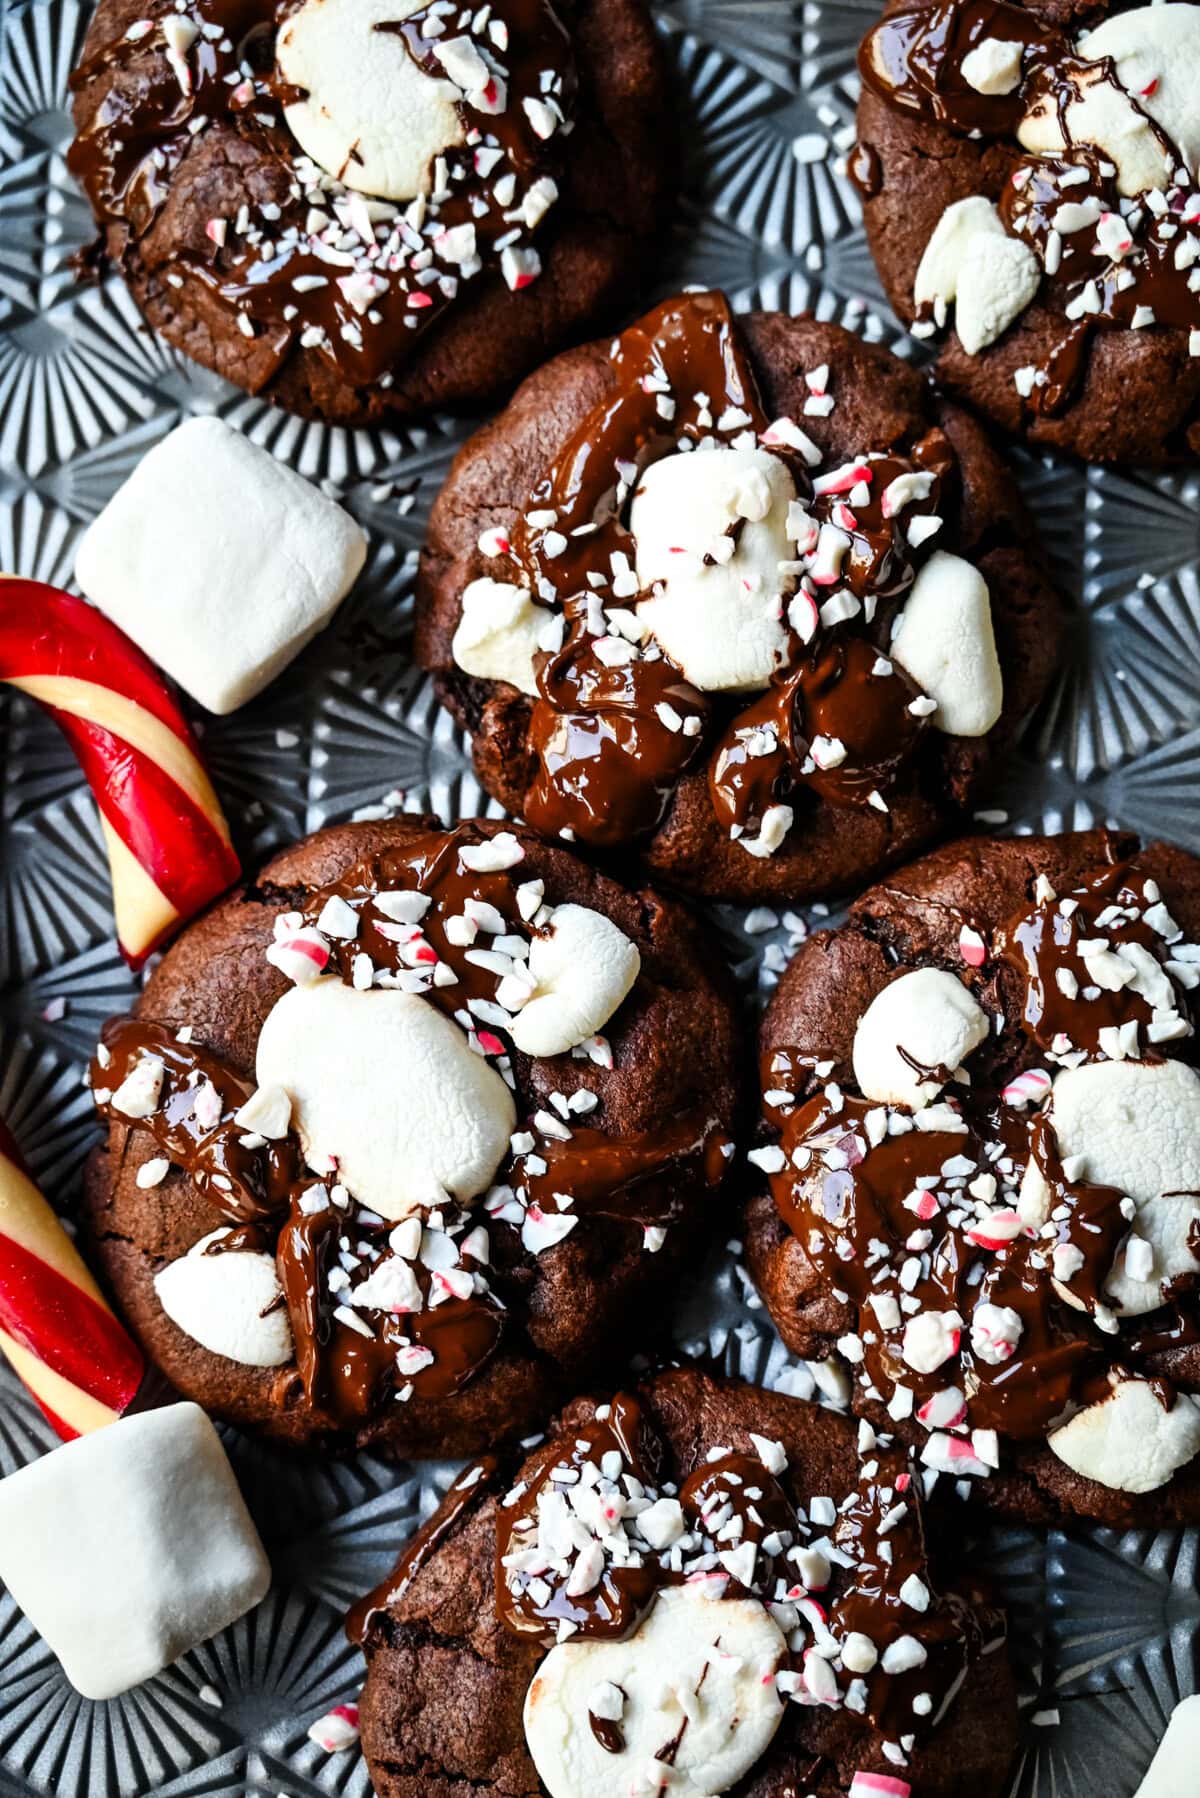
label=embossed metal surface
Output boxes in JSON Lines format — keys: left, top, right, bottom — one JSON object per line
{"left": 1, "top": 0, "right": 1199, "bottom": 1791}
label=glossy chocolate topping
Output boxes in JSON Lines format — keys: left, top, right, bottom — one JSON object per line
{"left": 491, "top": 1389, "right": 984, "bottom": 1739}
{"left": 69, "top": 0, "right": 573, "bottom": 394}
{"left": 347, "top": 1454, "right": 500, "bottom": 1644}
{"left": 996, "top": 855, "right": 1193, "bottom": 1062}
{"left": 90, "top": 826, "right": 725, "bottom": 1430}
{"left": 489, "top": 291, "right": 970, "bottom": 855}
{"left": 762, "top": 852, "right": 1200, "bottom": 1460}
{"left": 859, "top": 0, "right": 1200, "bottom": 408}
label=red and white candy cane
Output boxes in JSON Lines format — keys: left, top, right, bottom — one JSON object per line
{"left": 0, "top": 1117, "right": 144, "bottom": 1439}
{"left": 1, "top": 578, "right": 240, "bottom": 965}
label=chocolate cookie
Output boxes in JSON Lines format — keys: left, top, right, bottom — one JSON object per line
{"left": 68, "top": 0, "right": 671, "bottom": 424}
{"left": 855, "top": 0, "right": 1200, "bottom": 463}
{"left": 416, "top": 289, "right": 1063, "bottom": 906}
{"left": 354, "top": 1367, "right": 1017, "bottom": 1798}
{"left": 746, "top": 827, "right": 1200, "bottom": 1528}
{"left": 82, "top": 817, "right": 741, "bottom": 1458}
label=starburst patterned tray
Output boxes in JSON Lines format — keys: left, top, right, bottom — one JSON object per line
{"left": 2, "top": 0, "right": 1200, "bottom": 1793}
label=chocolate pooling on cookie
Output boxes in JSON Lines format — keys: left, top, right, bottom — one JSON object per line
{"left": 351, "top": 1375, "right": 1008, "bottom": 1791}
{"left": 68, "top": 0, "right": 572, "bottom": 391}
{"left": 89, "top": 823, "right": 731, "bottom": 1431}
{"left": 452, "top": 290, "right": 1005, "bottom": 865}
{"left": 755, "top": 837, "right": 1200, "bottom": 1498}
{"left": 858, "top": 0, "right": 1200, "bottom": 411}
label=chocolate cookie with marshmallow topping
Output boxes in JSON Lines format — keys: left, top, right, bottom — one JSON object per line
{"left": 746, "top": 827, "right": 1200, "bottom": 1527}
{"left": 82, "top": 817, "right": 741, "bottom": 1458}
{"left": 352, "top": 1368, "right": 1017, "bottom": 1798}
{"left": 67, "top": 0, "right": 670, "bottom": 424}
{"left": 855, "top": 0, "right": 1200, "bottom": 462}
{"left": 416, "top": 290, "right": 1062, "bottom": 904}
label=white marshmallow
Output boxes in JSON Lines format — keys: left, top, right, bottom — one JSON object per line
{"left": 0, "top": 1404, "right": 269, "bottom": 1699}
{"left": 891, "top": 551, "right": 1002, "bottom": 737}
{"left": 961, "top": 36, "right": 1024, "bottom": 94}
{"left": 955, "top": 233, "right": 1042, "bottom": 355}
{"left": 75, "top": 418, "right": 366, "bottom": 715}
{"left": 1048, "top": 1379, "right": 1200, "bottom": 1493}
{"left": 1134, "top": 1695, "right": 1200, "bottom": 1798}
{"left": 256, "top": 981, "right": 515, "bottom": 1219}
{"left": 631, "top": 446, "right": 794, "bottom": 692}
{"left": 155, "top": 1229, "right": 293, "bottom": 1367}
{"left": 452, "top": 578, "right": 544, "bottom": 695}
{"left": 914, "top": 196, "right": 1039, "bottom": 353}
{"left": 852, "top": 968, "right": 989, "bottom": 1109}
{"left": 1018, "top": 47, "right": 1173, "bottom": 198}
{"left": 510, "top": 905, "right": 640, "bottom": 1059}
{"left": 914, "top": 196, "right": 1007, "bottom": 315}
{"left": 1018, "top": 1059, "right": 1200, "bottom": 1315}
{"left": 523, "top": 1584, "right": 785, "bottom": 1798}
{"left": 276, "top": 0, "right": 464, "bottom": 200}
{"left": 1077, "top": 6, "right": 1200, "bottom": 182}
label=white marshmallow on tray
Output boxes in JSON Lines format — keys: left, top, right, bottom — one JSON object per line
{"left": 523, "top": 1584, "right": 786, "bottom": 1798}
{"left": 276, "top": 0, "right": 465, "bottom": 200}
{"left": 891, "top": 550, "right": 1003, "bottom": 737}
{"left": 852, "top": 967, "right": 989, "bottom": 1109}
{"left": 256, "top": 980, "right": 516, "bottom": 1220}
{"left": 155, "top": 1228, "right": 294, "bottom": 1367}
{"left": 1134, "top": 1695, "right": 1200, "bottom": 1797}
{"left": 631, "top": 444, "right": 794, "bottom": 692}
{"left": 1018, "top": 1059, "right": 1200, "bottom": 1315}
{"left": 1048, "top": 1377, "right": 1200, "bottom": 1494}
{"left": 75, "top": 417, "right": 367, "bottom": 715}
{"left": 509, "top": 904, "right": 641, "bottom": 1058}
{"left": 0, "top": 1402, "right": 270, "bottom": 1699}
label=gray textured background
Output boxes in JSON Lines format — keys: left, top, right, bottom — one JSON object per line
{"left": 2, "top": 0, "right": 1199, "bottom": 1789}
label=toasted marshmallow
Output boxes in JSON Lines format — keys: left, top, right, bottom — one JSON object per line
{"left": 632, "top": 445, "right": 794, "bottom": 692}
{"left": 1133, "top": 1695, "right": 1200, "bottom": 1798}
{"left": 154, "top": 1229, "right": 293, "bottom": 1367}
{"left": 277, "top": 0, "right": 465, "bottom": 200}
{"left": 256, "top": 981, "right": 515, "bottom": 1219}
{"left": 1017, "top": 1059, "right": 1200, "bottom": 1315}
{"left": 891, "top": 550, "right": 1002, "bottom": 737}
{"left": 510, "top": 905, "right": 640, "bottom": 1058}
{"left": 523, "top": 1584, "right": 786, "bottom": 1798}
{"left": 852, "top": 968, "right": 989, "bottom": 1109}
{"left": 452, "top": 578, "right": 544, "bottom": 695}
{"left": 1048, "top": 1378, "right": 1200, "bottom": 1493}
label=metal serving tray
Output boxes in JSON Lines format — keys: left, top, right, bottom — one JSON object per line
{"left": 1, "top": 0, "right": 1199, "bottom": 1790}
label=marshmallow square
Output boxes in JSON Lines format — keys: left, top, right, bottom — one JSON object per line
{"left": 0, "top": 1403, "right": 270, "bottom": 1698}
{"left": 75, "top": 417, "right": 367, "bottom": 714}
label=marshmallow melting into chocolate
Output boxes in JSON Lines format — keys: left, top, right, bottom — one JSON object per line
{"left": 758, "top": 846, "right": 1200, "bottom": 1496}
{"left": 402, "top": 1388, "right": 1000, "bottom": 1792}
{"left": 68, "top": 0, "right": 574, "bottom": 391}
{"left": 90, "top": 825, "right": 731, "bottom": 1429}
{"left": 450, "top": 290, "right": 1005, "bottom": 864}
{"left": 860, "top": 0, "right": 1200, "bottom": 408}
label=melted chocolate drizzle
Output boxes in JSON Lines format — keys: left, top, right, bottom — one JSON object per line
{"left": 502, "top": 291, "right": 965, "bottom": 849}
{"left": 68, "top": 0, "right": 573, "bottom": 393}
{"left": 762, "top": 853, "right": 1199, "bottom": 1454}
{"left": 490, "top": 1391, "right": 982, "bottom": 1738}
{"left": 91, "top": 827, "right": 726, "bottom": 1429}
{"left": 858, "top": 0, "right": 1200, "bottom": 405}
